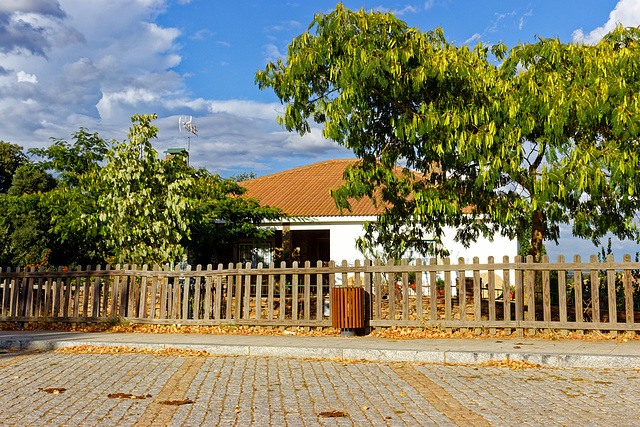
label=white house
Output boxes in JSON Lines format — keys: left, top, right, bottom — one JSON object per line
{"left": 238, "top": 159, "right": 517, "bottom": 267}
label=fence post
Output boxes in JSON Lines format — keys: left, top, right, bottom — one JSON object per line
{"left": 138, "top": 264, "right": 148, "bottom": 318}
{"left": 444, "top": 258, "right": 452, "bottom": 332}
{"left": 473, "top": 257, "right": 481, "bottom": 334}
{"left": 574, "top": 255, "right": 584, "bottom": 335}
{"left": 558, "top": 255, "right": 568, "bottom": 336}
{"left": 488, "top": 256, "right": 496, "bottom": 336}
{"left": 457, "top": 258, "right": 466, "bottom": 330}
{"left": 374, "top": 259, "right": 381, "bottom": 329}
{"left": 401, "top": 258, "right": 409, "bottom": 321}
{"left": 214, "top": 263, "right": 224, "bottom": 321}
{"left": 364, "top": 259, "right": 372, "bottom": 333}
{"left": 525, "top": 255, "right": 535, "bottom": 336}
{"left": 502, "top": 256, "right": 511, "bottom": 335}
{"left": 148, "top": 265, "right": 159, "bottom": 319}
{"left": 624, "top": 254, "right": 633, "bottom": 328}
{"left": 590, "top": 254, "right": 600, "bottom": 324}
{"left": 606, "top": 254, "right": 617, "bottom": 337}
{"left": 542, "top": 255, "right": 551, "bottom": 332}
{"left": 515, "top": 256, "right": 524, "bottom": 337}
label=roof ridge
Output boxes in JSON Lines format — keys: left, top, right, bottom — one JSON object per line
{"left": 240, "top": 158, "right": 358, "bottom": 184}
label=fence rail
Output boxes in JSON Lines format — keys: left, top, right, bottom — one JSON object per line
{"left": 1, "top": 254, "right": 640, "bottom": 335}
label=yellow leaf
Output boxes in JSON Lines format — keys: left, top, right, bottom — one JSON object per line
{"left": 400, "top": 392, "right": 407, "bottom": 396}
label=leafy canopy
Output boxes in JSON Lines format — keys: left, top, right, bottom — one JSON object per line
{"left": 256, "top": 4, "right": 640, "bottom": 260}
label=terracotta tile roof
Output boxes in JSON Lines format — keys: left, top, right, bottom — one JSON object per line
{"left": 239, "top": 159, "right": 384, "bottom": 217}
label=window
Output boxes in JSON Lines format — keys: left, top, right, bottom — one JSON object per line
{"left": 238, "top": 242, "right": 272, "bottom": 268}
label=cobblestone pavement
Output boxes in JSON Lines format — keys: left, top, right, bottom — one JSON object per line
{"left": 0, "top": 351, "right": 639, "bottom": 426}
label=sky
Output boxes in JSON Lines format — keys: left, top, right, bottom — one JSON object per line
{"left": 1, "top": 0, "right": 640, "bottom": 260}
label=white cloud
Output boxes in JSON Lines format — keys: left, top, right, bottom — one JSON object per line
{"left": 263, "top": 43, "right": 284, "bottom": 63}
{"left": 464, "top": 33, "right": 482, "bottom": 46}
{"left": 424, "top": 1, "right": 434, "bottom": 10}
{"left": 573, "top": 0, "right": 640, "bottom": 44}
{"left": 17, "top": 70, "right": 38, "bottom": 83}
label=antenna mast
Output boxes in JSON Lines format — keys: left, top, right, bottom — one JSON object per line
{"left": 178, "top": 116, "right": 198, "bottom": 162}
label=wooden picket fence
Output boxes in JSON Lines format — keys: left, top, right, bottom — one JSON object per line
{"left": 2, "top": 254, "right": 640, "bottom": 335}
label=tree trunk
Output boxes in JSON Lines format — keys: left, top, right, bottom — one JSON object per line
{"left": 528, "top": 209, "right": 545, "bottom": 262}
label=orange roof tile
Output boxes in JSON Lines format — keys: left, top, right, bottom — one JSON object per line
{"left": 239, "top": 159, "right": 383, "bottom": 217}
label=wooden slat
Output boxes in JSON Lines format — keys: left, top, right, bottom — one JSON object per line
{"left": 53, "top": 267, "right": 63, "bottom": 317}
{"left": 110, "top": 264, "right": 121, "bottom": 317}
{"left": 25, "top": 266, "right": 35, "bottom": 317}
{"left": 401, "top": 258, "right": 409, "bottom": 321}
{"left": 473, "top": 257, "right": 481, "bottom": 334}
{"left": 214, "top": 264, "right": 223, "bottom": 321}
{"left": 62, "top": 270, "right": 70, "bottom": 318}
{"left": 267, "top": 262, "right": 275, "bottom": 321}
{"left": 138, "top": 265, "right": 148, "bottom": 318}
{"left": 279, "top": 261, "right": 286, "bottom": 321}
{"left": 304, "top": 261, "right": 311, "bottom": 321}
{"left": 92, "top": 265, "right": 102, "bottom": 318}
{"left": 159, "top": 264, "right": 168, "bottom": 319}
{"left": 193, "top": 264, "right": 202, "bottom": 320}
{"left": 428, "top": 258, "right": 436, "bottom": 322}
{"left": 102, "top": 264, "right": 111, "bottom": 317}
{"left": 624, "top": 254, "right": 633, "bottom": 325}
{"left": 590, "top": 254, "right": 600, "bottom": 323}
{"left": 35, "top": 266, "right": 45, "bottom": 317}
{"left": 72, "top": 266, "right": 81, "bottom": 318}
{"left": 502, "top": 256, "right": 511, "bottom": 335}
{"left": 525, "top": 255, "right": 536, "bottom": 336}
{"left": 574, "top": 255, "right": 584, "bottom": 335}
{"left": 388, "top": 258, "right": 396, "bottom": 322}
{"left": 364, "top": 259, "right": 372, "bottom": 329}
{"left": 606, "top": 254, "right": 617, "bottom": 334}
{"left": 256, "top": 262, "right": 263, "bottom": 321}
{"left": 242, "top": 262, "right": 251, "bottom": 319}
{"left": 514, "top": 256, "right": 524, "bottom": 336}
{"left": 488, "top": 257, "right": 496, "bottom": 335}
{"left": 316, "top": 260, "right": 323, "bottom": 321}
{"left": 444, "top": 258, "right": 452, "bottom": 332}
{"left": 0, "top": 268, "right": 7, "bottom": 317}
{"left": 203, "top": 264, "right": 213, "bottom": 320}
{"left": 557, "top": 255, "right": 568, "bottom": 336}
{"left": 234, "top": 263, "right": 243, "bottom": 321}
{"left": 458, "top": 258, "right": 466, "bottom": 326}
{"left": 374, "top": 259, "right": 382, "bottom": 325}
{"left": 542, "top": 255, "right": 551, "bottom": 327}
{"left": 181, "top": 264, "right": 191, "bottom": 320}
{"left": 119, "top": 264, "right": 129, "bottom": 318}
{"left": 292, "top": 261, "right": 299, "bottom": 321}
{"left": 328, "top": 261, "right": 335, "bottom": 322}
{"left": 226, "top": 263, "right": 234, "bottom": 320}
{"left": 148, "top": 265, "right": 159, "bottom": 319}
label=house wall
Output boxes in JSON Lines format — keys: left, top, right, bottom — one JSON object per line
{"left": 285, "top": 216, "right": 518, "bottom": 264}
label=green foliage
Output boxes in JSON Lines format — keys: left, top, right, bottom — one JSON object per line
{"left": 0, "top": 141, "right": 27, "bottom": 193}
{"left": 97, "top": 114, "right": 192, "bottom": 266}
{"left": 185, "top": 168, "right": 284, "bottom": 266}
{"left": 29, "top": 128, "right": 108, "bottom": 187}
{"left": 0, "top": 166, "right": 57, "bottom": 266}
{"left": 256, "top": 5, "right": 640, "bottom": 261}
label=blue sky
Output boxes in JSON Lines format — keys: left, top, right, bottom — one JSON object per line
{"left": 1, "top": 0, "right": 640, "bottom": 260}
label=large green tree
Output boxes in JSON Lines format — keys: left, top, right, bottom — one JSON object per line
{"left": 256, "top": 5, "right": 640, "bottom": 261}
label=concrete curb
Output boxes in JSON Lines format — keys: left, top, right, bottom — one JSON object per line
{"left": 2, "top": 338, "right": 640, "bottom": 369}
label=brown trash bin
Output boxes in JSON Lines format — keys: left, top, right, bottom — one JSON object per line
{"left": 331, "top": 286, "right": 364, "bottom": 336}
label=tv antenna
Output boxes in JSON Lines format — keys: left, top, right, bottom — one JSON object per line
{"left": 178, "top": 116, "right": 198, "bottom": 153}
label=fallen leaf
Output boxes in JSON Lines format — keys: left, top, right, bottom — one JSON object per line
{"left": 160, "top": 399, "right": 194, "bottom": 405}
{"left": 107, "top": 393, "right": 151, "bottom": 399}
{"left": 40, "top": 387, "right": 66, "bottom": 394}
{"left": 362, "top": 406, "right": 369, "bottom": 410}
{"left": 399, "top": 392, "right": 407, "bottom": 396}
{"left": 319, "top": 411, "right": 348, "bottom": 418}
